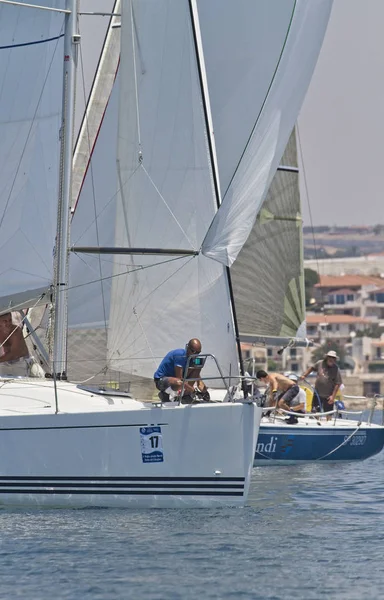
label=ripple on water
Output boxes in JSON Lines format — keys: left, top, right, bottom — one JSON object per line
{"left": 0, "top": 451, "right": 383, "bottom": 599}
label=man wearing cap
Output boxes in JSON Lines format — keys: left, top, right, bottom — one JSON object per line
{"left": 300, "top": 351, "right": 342, "bottom": 419}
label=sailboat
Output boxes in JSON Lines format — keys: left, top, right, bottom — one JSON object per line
{"left": 0, "top": 0, "right": 332, "bottom": 507}
{"left": 232, "top": 129, "right": 384, "bottom": 464}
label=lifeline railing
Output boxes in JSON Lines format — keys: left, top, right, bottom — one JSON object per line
{"left": 157, "top": 353, "right": 258, "bottom": 405}
{"left": 261, "top": 394, "right": 384, "bottom": 426}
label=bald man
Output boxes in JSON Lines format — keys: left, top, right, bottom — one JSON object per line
{"left": 154, "top": 338, "right": 209, "bottom": 402}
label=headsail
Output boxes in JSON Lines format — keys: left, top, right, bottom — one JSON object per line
{"left": 0, "top": 0, "right": 65, "bottom": 313}
{"left": 201, "top": 0, "right": 333, "bottom": 266}
{"left": 69, "top": 0, "right": 238, "bottom": 386}
{"left": 231, "top": 130, "right": 306, "bottom": 340}
{"left": 68, "top": 0, "right": 332, "bottom": 388}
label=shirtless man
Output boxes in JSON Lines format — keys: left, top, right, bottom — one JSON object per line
{"left": 256, "top": 369, "right": 305, "bottom": 413}
{"left": 0, "top": 312, "right": 44, "bottom": 378}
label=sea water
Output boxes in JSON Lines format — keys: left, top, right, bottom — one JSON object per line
{"left": 0, "top": 434, "right": 383, "bottom": 598}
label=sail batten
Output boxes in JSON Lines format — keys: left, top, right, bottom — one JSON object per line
{"left": 71, "top": 247, "right": 199, "bottom": 256}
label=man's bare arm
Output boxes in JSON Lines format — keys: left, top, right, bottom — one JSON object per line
{"left": 174, "top": 365, "right": 194, "bottom": 393}
{"left": 328, "top": 384, "right": 340, "bottom": 404}
{"left": 300, "top": 366, "right": 314, "bottom": 380}
{"left": 0, "top": 332, "right": 27, "bottom": 362}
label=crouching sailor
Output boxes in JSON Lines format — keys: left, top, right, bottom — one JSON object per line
{"left": 153, "top": 338, "right": 210, "bottom": 403}
{"left": 256, "top": 369, "right": 305, "bottom": 423}
{"left": 0, "top": 312, "right": 45, "bottom": 378}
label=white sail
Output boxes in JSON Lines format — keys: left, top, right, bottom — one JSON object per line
{"left": 0, "top": 0, "right": 64, "bottom": 312}
{"left": 108, "top": 0, "right": 238, "bottom": 383}
{"left": 69, "top": 0, "right": 333, "bottom": 385}
{"left": 231, "top": 130, "right": 306, "bottom": 339}
{"left": 201, "top": 0, "right": 333, "bottom": 266}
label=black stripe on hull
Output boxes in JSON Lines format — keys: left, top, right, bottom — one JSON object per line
{"left": 0, "top": 423, "right": 169, "bottom": 432}
{"left": 0, "top": 482, "right": 243, "bottom": 490}
{"left": 0, "top": 489, "right": 244, "bottom": 497}
{"left": 0, "top": 476, "right": 244, "bottom": 482}
{"left": 0, "top": 476, "right": 245, "bottom": 497}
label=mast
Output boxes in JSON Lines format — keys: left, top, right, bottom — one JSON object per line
{"left": 188, "top": 0, "right": 245, "bottom": 378}
{"left": 53, "top": 0, "right": 79, "bottom": 378}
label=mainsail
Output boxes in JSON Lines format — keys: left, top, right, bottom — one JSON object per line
{"left": 231, "top": 130, "right": 306, "bottom": 340}
{"left": 68, "top": 0, "right": 332, "bottom": 388}
{"left": 0, "top": 0, "right": 64, "bottom": 313}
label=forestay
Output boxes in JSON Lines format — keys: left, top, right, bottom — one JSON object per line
{"left": 201, "top": 0, "right": 333, "bottom": 266}
{"left": 0, "top": 0, "right": 64, "bottom": 312}
{"left": 231, "top": 131, "right": 306, "bottom": 339}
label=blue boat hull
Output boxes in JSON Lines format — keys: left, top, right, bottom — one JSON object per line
{"left": 254, "top": 423, "right": 384, "bottom": 464}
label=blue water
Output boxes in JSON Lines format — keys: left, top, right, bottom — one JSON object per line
{"left": 0, "top": 451, "right": 383, "bottom": 600}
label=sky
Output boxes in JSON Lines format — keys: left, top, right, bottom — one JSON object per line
{"left": 77, "top": 0, "right": 384, "bottom": 227}
{"left": 299, "top": 0, "right": 384, "bottom": 227}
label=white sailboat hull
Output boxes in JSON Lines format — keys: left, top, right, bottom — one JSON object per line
{"left": 0, "top": 380, "right": 260, "bottom": 508}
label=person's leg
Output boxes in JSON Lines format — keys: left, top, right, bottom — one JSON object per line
{"left": 312, "top": 389, "right": 323, "bottom": 412}
{"left": 154, "top": 377, "right": 172, "bottom": 402}
{"left": 290, "top": 398, "right": 305, "bottom": 412}
{"left": 280, "top": 385, "right": 300, "bottom": 409}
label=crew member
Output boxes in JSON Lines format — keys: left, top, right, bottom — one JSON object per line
{"left": 300, "top": 350, "right": 342, "bottom": 420}
{"left": 153, "top": 338, "right": 209, "bottom": 402}
{"left": 256, "top": 369, "right": 305, "bottom": 414}
{"left": 0, "top": 312, "right": 45, "bottom": 378}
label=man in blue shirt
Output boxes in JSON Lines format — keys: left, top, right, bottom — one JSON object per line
{"left": 154, "top": 338, "right": 209, "bottom": 402}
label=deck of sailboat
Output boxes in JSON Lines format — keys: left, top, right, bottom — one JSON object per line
{"left": 0, "top": 378, "right": 144, "bottom": 415}
{"left": 0, "top": 378, "right": 243, "bottom": 416}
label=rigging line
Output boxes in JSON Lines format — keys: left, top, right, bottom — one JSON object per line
{"left": 0, "top": 293, "right": 47, "bottom": 315}
{"left": 140, "top": 163, "right": 196, "bottom": 249}
{"left": 109, "top": 254, "right": 197, "bottom": 357}
{"left": 106, "top": 253, "right": 196, "bottom": 355}
{"left": 0, "top": 22, "right": 64, "bottom": 231}
{"left": 132, "top": 307, "right": 157, "bottom": 371}
{"left": 220, "top": 1, "right": 297, "bottom": 205}
{"left": 130, "top": 0, "right": 142, "bottom": 152}
{"left": 0, "top": 33, "right": 64, "bottom": 50}
{"left": 65, "top": 254, "right": 190, "bottom": 291}
{"left": 296, "top": 123, "right": 327, "bottom": 321}
{"left": 0, "top": 294, "right": 45, "bottom": 350}
{"left": 78, "top": 28, "right": 109, "bottom": 337}
{"left": 111, "top": 256, "right": 197, "bottom": 359}
{"left": 132, "top": 254, "right": 196, "bottom": 310}
{"left": 71, "top": 163, "right": 141, "bottom": 246}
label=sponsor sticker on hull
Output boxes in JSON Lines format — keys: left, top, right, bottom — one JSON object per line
{"left": 140, "top": 426, "right": 164, "bottom": 463}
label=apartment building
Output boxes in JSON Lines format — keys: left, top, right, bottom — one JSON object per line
{"left": 312, "top": 275, "right": 384, "bottom": 322}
